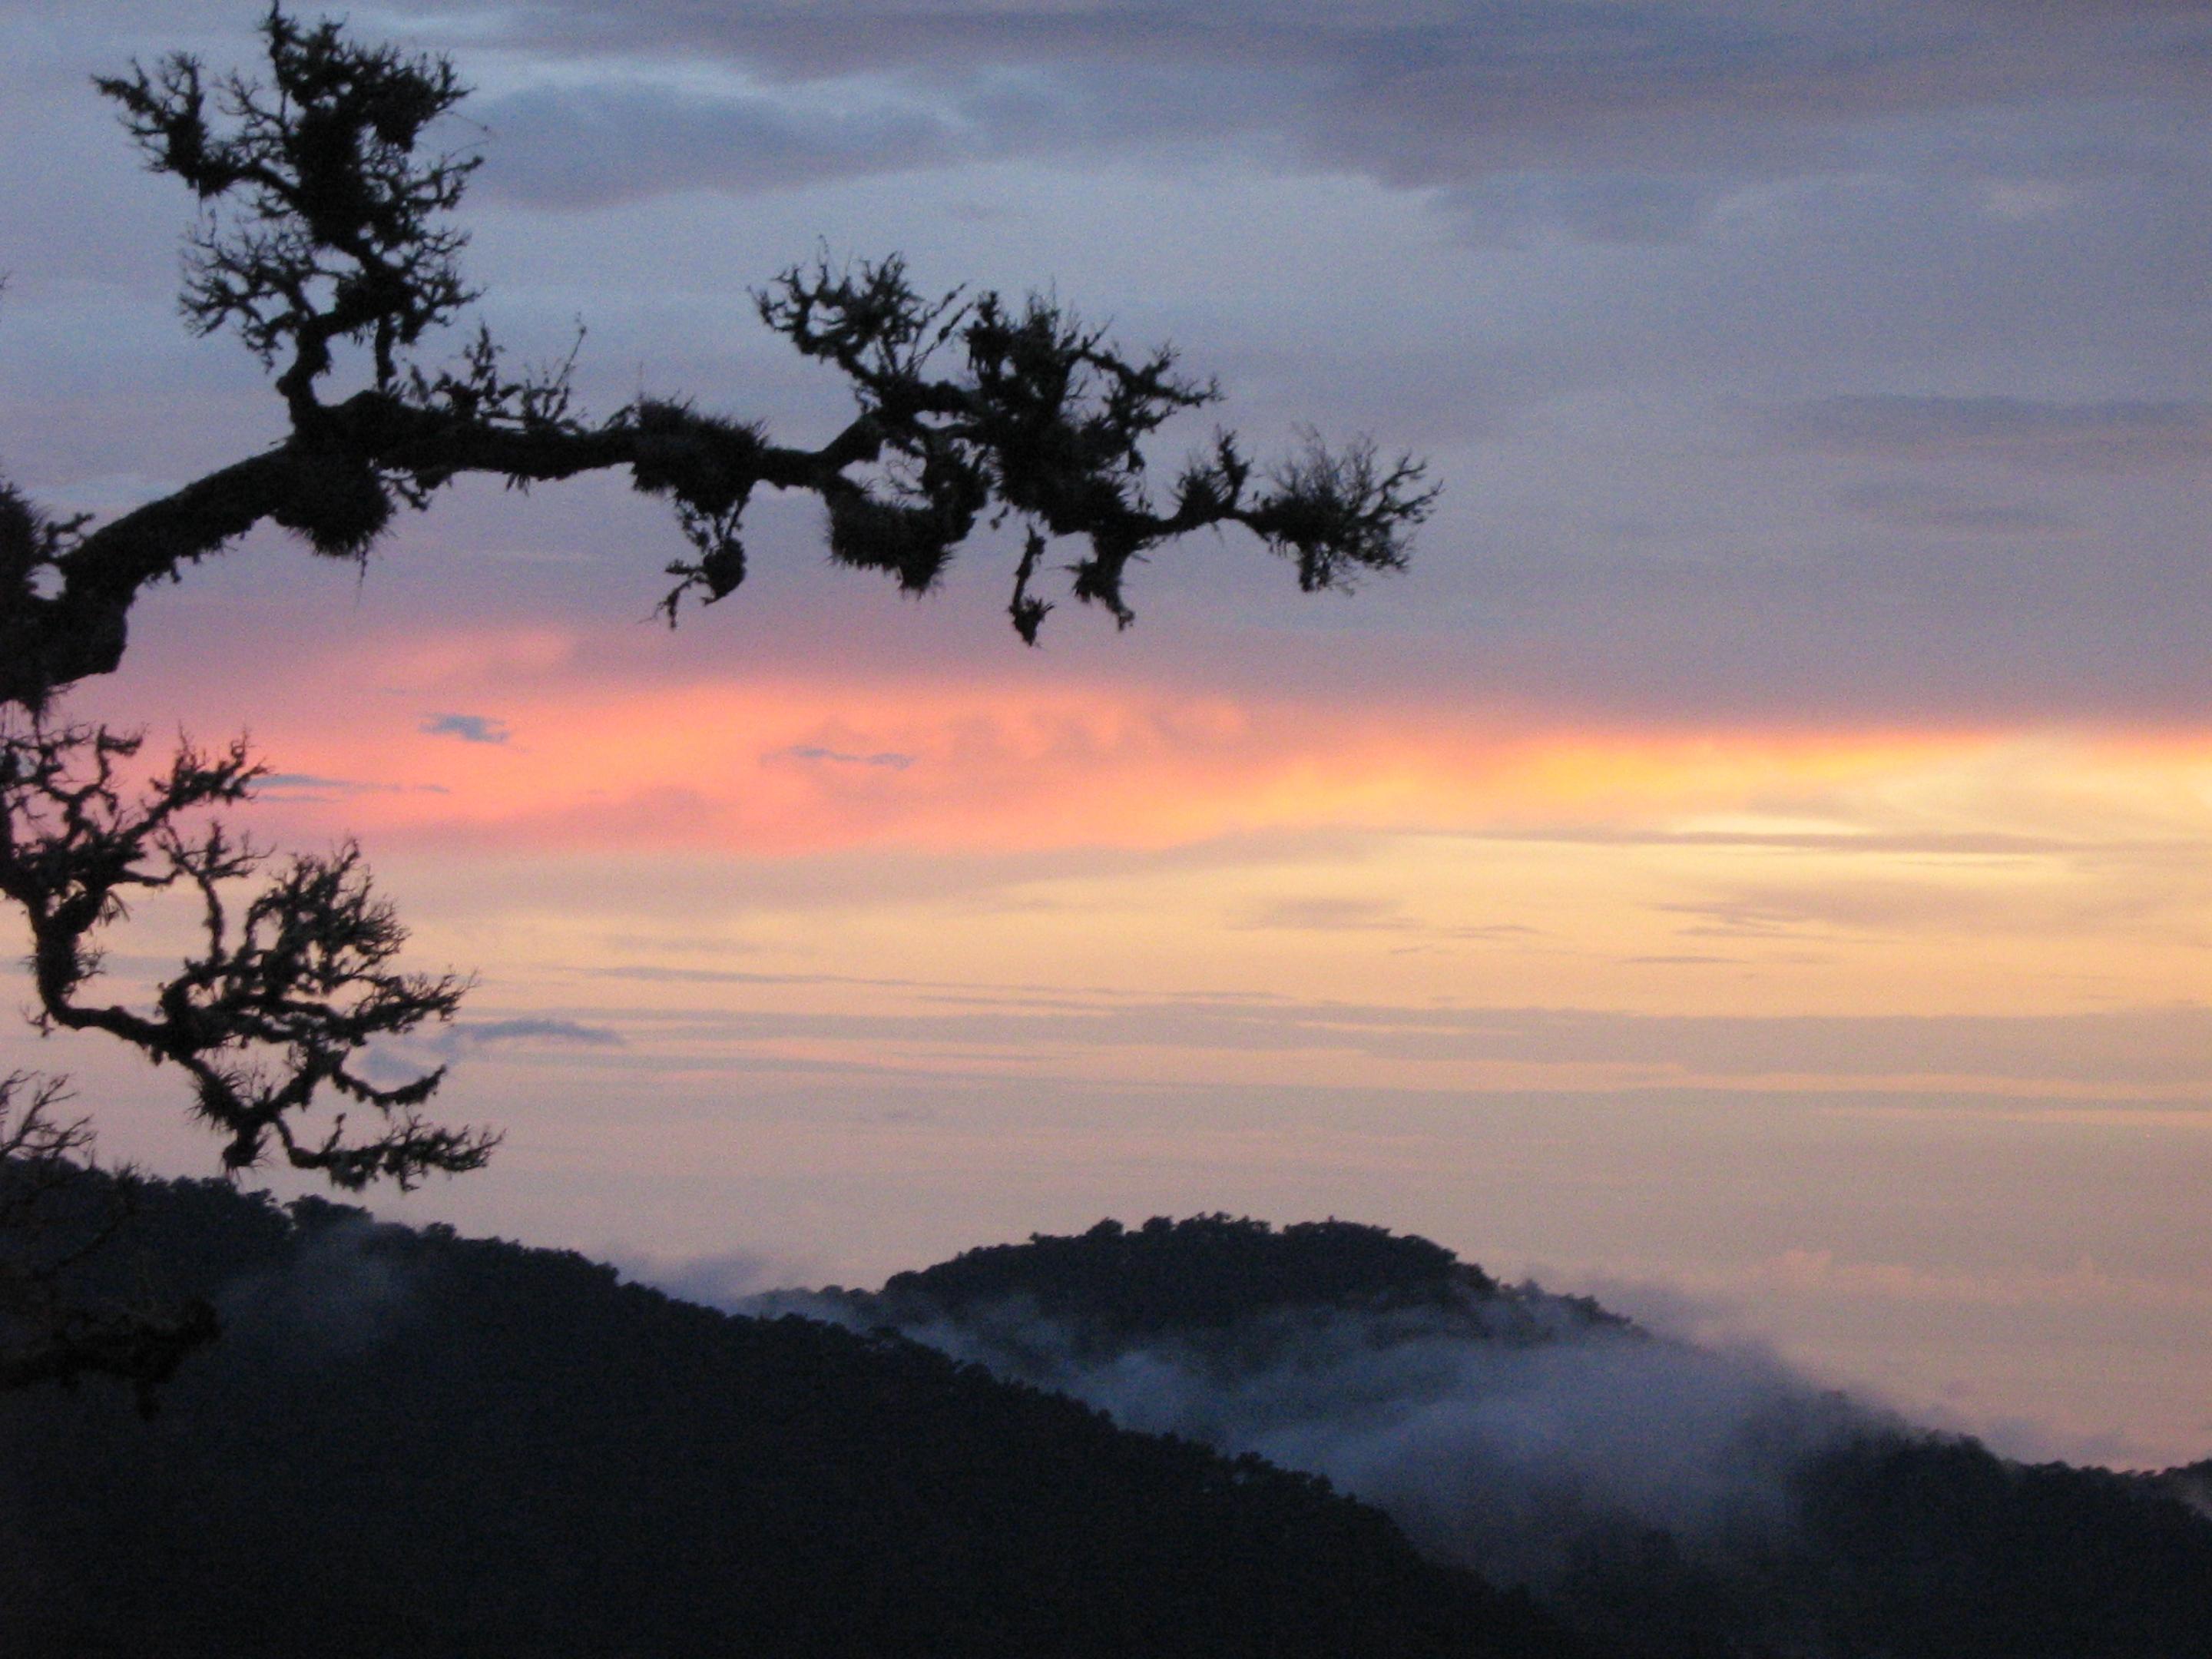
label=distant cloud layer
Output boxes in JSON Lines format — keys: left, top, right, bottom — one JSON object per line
{"left": 559, "top": 980, "right": 2212, "bottom": 1092}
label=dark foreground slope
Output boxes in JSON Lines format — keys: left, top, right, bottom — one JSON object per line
{"left": 810, "top": 1216, "right": 2212, "bottom": 1659}
{"left": 0, "top": 1178, "right": 1587, "bottom": 1659}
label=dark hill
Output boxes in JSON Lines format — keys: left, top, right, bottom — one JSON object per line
{"left": 0, "top": 1176, "right": 1591, "bottom": 1659}
{"left": 879, "top": 1214, "right": 1498, "bottom": 1330}
{"left": 801, "top": 1214, "right": 1629, "bottom": 1369}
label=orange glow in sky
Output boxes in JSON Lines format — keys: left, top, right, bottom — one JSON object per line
{"left": 210, "top": 627, "right": 2212, "bottom": 868}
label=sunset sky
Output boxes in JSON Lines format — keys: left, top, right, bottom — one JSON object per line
{"left": 2, "top": 0, "right": 2207, "bottom": 1465}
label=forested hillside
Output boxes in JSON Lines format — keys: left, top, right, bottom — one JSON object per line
{"left": 0, "top": 1175, "right": 1584, "bottom": 1659}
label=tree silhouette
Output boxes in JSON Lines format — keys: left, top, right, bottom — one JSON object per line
{"left": 0, "top": 1075, "right": 216, "bottom": 1409}
{"left": 0, "top": 7, "right": 1434, "bottom": 1390}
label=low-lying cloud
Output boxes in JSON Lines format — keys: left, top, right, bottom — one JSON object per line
{"left": 762, "top": 1280, "right": 1882, "bottom": 1587}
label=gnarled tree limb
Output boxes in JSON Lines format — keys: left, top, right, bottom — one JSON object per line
{"left": 3, "top": 9, "right": 1432, "bottom": 717}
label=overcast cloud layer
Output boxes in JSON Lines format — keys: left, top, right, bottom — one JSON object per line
{"left": 445, "top": 0, "right": 2212, "bottom": 212}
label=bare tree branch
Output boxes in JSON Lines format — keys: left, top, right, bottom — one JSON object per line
{"left": 0, "top": 720, "right": 488, "bottom": 1190}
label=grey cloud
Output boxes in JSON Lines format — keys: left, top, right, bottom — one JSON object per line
{"left": 576, "top": 962, "right": 1141, "bottom": 1000}
{"left": 1440, "top": 824, "right": 2192, "bottom": 859}
{"left": 445, "top": 1017, "right": 626, "bottom": 1049}
{"left": 463, "top": 1, "right": 2210, "bottom": 111}
{"left": 1659, "top": 896, "right": 1816, "bottom": 939}
{"left": 420, "top": 712, "right": 512, "bottom": 744}
{"left": 778, "top": 743, "right": 917, "bottom": 770}
{"left": 1238, "top": 896, "right": 1409, "bottom": 932}
{"left": 365, "top": 1019, "right": 624, "bottom": 1084}
{"left": 1140, "top": 1001, "right": 2212, "bottom": 1087}
{"left": 618, "top": 1247, "right": 786, "bottom": 1309}
{"left": 1833, "top": 478, "right": 2077, "bottom": 535}
{"left": 582, "top": 964, "right": 883, "bottom": 988}
{"left": 1237, "top": 896, "right": 1545, "bottom": 942}
{"left": 547, "top": 985, "right": 2212, "bottom": 1089}
{"left": 475, "top": 81, "right": 959, "bottom": 207}
{"left": 1442, "top": 171, "right": 1720, "bottom": 246}
{"left": 258, "top": 773, "right": 453, "bottom": 800}
{"left": 596, "top": 933, "right": 766, "bottom": 958}
{"left": 1783, "top": 396, "right": 2212, "bottom": 469}
{"left": 429, "top": 0, "right": 2212, "bottom": 226}
{"left": 1659, "top": 875, "right": 2174, "bottom": 940}
{"left": 465, "top": 46, "right": 1278, "bottom": 208}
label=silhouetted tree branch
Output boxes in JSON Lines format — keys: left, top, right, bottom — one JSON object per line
{"left": 0, "top": 1073, "right": 218, "bottom": 1408}
{"left": 0, "top": 720, "right": 485, "bottom": 1190}
{"left": 3, "top": 7, "right": 1431, "bottom": 713}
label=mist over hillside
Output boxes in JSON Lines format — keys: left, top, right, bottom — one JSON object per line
{"left": 747, "top": 1215, "right": 2212, "bottom": 1659}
